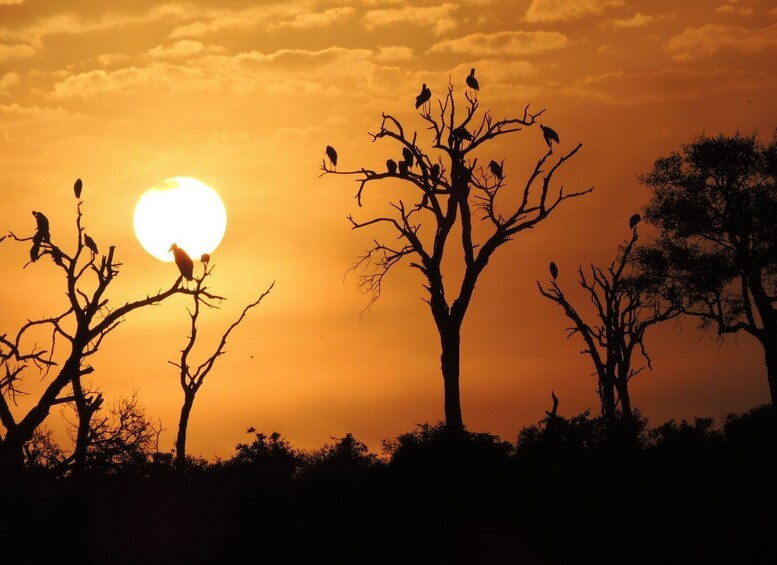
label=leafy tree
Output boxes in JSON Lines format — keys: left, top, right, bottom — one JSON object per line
{"left": 321, "top": 81, "right": 589, "bottom": 434}
{"left": 539, "top": 220, "right": 681, "bottom": 429}
{"left": 635, "top": 132, "right": 777, "bottom": 406}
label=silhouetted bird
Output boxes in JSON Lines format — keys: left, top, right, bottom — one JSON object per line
{"left": 50, "top": 245, "right": 63, "bottom": 266}
{"left": 201, "top": 253, "right": 210, "bottom": 265}
{"left": 452, "top": 126, "right": 472, "bottom": 142}
{"left": 402, "top": 147, "right": 414, "bottom": 168}
{"left": 84, "top": 234, "right": 98, "bottom": 255}
{"left": 489, "top": 160, "right": 503, "bottom": 180}
{"left": 540, "top": 124, "right": 559, "bottom": 148}
{"left": 386, "top": 159, "right": 397, "bottom": 174}
{"left": 466, "top": 68, "right": 479, "bottom": 91}
{"left": 430, "top": 163, "right": 440, "bottom": 181}
{"left": 169, "top": 243, "right": 194, "bottom": 281}
{"left": 74, "top": 178, "right": 82, "bottom": 199}
{"left": 549, "top": 261, "right": 558, "bottom": 280}
{"left": 629, "top": 213, "right": 641, "bottom": 229}
{"left": 325, "top": 145, "right": 338, "bottom": 168}
{"left": 398, "top": 160, "right": 409, "bottom": 177}
{"left": 30, "top": 232, "right": 42, "bottom": 263}
{"left": 415, "top": 83, "right": 431, "bottom": 109}
{"left": 32, "top": 211, "right": 50, "bottom": 242}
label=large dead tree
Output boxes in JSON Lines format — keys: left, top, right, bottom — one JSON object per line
{"left": 0, "top": 180, "right": 205, "bottom": 478}
{"left": 321, "top": 81, "right": 590, "bottom": 434}
{"left": 538, "top": 220, "right": 681, "bottom": 429}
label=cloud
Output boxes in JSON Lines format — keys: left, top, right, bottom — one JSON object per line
{"left": 525, "top": 0, "right": 624, "bottom": 23}
{"left": 562, "top": 68, "right": 777, "bottom": 104}
{"left": 601, "top": 13, "right": 653, "bottom": 30}
{"left": 50, "top": 64, "right": 208, "bottom": 99}
{"left": 0, "top": 42, "right": 35, "bottom": 62}
{"left": 170, "top": 4, "right": 305, "bottom": 37}
{"left": 362, "top": 3, "right": 458, "bottom": 35}
{"left": 147, "top": 40, "right": 224, "bottom": 59}
{"left": 373, "top": 45, "right": 414, "bottom": 62}
{"left": 0, "top": 4, "right": 190, "bottom": 48}
{"left": 0, "top": 71, "right": 19, "bottom": 94}
{"left": 429, "top": 30, "right": 567, "bottom": 57}
{"left": 0, "top": 0, "right": 25, "bottom": 4}
{"left": 667, "top": 23, "right": 777, "bottom": 61}
{"left": 268, "top": 6, "right": 356, "bottom": 31}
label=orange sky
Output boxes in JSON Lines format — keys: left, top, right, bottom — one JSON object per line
{"left": 1, "top": 0, "right": 775, "bottom": 459}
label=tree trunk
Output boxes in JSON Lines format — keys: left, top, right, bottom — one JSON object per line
{"left": 0, "top": 436, "right": 24, "bottom": 481}
{"left": 764, "top": 336, "right": 777, "bottom": 409}
{"left": 440, "top": 325, "right": 464, "bottom": 435}
{"left": 175, "top": 391, "right": 195, "bottom": 475}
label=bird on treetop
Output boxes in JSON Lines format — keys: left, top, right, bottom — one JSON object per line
{"left": 629, "top": 213, "right": 641, "bottom": 229}
{"left": 169, "top": 243, "right": 194, "bottom": 281}
{"left": 415, "top": 83, "right": 431, "bottom": 110}
{"left": 386, "top": 159, "right": 397, "bottom": 175}
{"left": 32, "top": 211, "right": 50, "bottom": 242}
{"left": 430, "top": 163, "right": 440, "bottom": 181}
{"left": 325, "top": 145, "right": 338, "bottom": 168}
{"left": 74, "top": 178, "right": 83, "bottom": 199}
{"left": 84, "top": 234, "right": 98, "bottom": 255}
{"left": 489, "top": 160, "right": 503, "bottom": 180}
{"left": 201, "top": 253, "right": 210, "bottom": 265}
{"left": 466, "top": 68, "right": 479, "bottom": 91}
{"left": 540, "top": 124, "right": 560, "bottom": 148}
{"left": 549, "top": 261, "right": 558, "bottom": 280}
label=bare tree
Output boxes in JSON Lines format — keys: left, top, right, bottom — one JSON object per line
{"left": 538, "top": 220, "right": 681, "bottom": 429}
{"left": 321, "top": 81, "right": 590, "bottom": 434}
{"left": 170, "top": 263, "right": 274, "bottom": 475}
{"left": 0, "top": 181, "right": 201, "bottom": 478}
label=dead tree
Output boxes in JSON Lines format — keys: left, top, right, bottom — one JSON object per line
{"left": 170, "top": 263, "right": 273, "bottom": 476}
{"left": 0, "top": 181, "right": 202, "bottom": 479}
{"left": 321, "top": 82, "right": 590, "bottom": 434}
{"left": 538, "top": 221, "right": 681, "bottom": 429}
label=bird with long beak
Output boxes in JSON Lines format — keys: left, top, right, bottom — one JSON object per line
{"left": 169, "top": 243, "right": 194, "bottom": 282}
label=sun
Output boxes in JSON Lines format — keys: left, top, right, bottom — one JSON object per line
{"left": 133, "top": 177, "right": 227, "bottom": 263}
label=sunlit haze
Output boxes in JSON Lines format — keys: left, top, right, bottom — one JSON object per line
{"left": 0, "top": 0, "right": 774, "bottom": 460}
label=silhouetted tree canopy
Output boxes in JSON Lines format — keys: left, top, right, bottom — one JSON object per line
{"left": 635, "top": 132, "right": 777, "bottom": 405}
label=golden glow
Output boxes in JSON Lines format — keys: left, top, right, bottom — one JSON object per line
{"left": 133, "top": 177, "right": 227, "bottom": 263}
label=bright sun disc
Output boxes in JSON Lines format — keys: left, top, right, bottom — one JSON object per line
{"left": 133, "top": 177, "right": 227, "bottom": 263}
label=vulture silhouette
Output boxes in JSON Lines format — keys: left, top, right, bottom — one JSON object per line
{"left": 452, "top": 126, "right": 472, "bottom": 142}
{"left": 430, "top": 163, "right": 440, "bottom": 181}
{"left": 402, "top": 147, "right": 414, "bottom": 168}
{"left": 201, "top": 253, "right": 210, "bottom": 265}
{"left": 32, "top": 211, "right": 50, "bottom": 242}
{"left": 169, "top": 243, "right": 194, "bottom": 281}
{"left": 415, "top": 83, "right": 431, "bottom": 109}
{"left": 386, "top": 159, "right": 397, "bottom": 174}
{"left": 30, "top": 233, "right": 42, "bottom": 263}
{"left": 84, "top": 234, "right": 98, "bottom": 255}
{"left": 540, "top": 125, "right": 560, "bottom": 148}
{"left": 549, "top": 261, "right": 558, "bottom": 280}
{"left": 629, "top": 213, "right": 641, "bottom": 229}
{"left": 489, "top": 160, "right": 503, "bottom": 180}
{"left": 325, "top": 145, "right": 338, "bottom": 168}
{"left": 466, "top": 68, "right": 479, "bottom": 91}
{"left": 398, "top": 160, "right": 409, "bottom": 177}
{"left": 74, "top": 178, "right": 83, "bottom": 199}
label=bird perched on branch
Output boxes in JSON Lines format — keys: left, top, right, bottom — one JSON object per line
{"left": 489, "top": 160, "right": 503, "bottom": 180}
{"left": 325, "top": 145, "right": 338, "bottom": 168}
{"left": 84, "top": 234, "right": 98, "bottom": 255}
{"left": 549, "top": 261, "right": 558, "bottom": 280}
{"left": 398, "top": 160, "right": 409, "bottom": 177}
{"left": 540, "top": 124, "right": 560, "bottom": 148}
{"left": 386, "top": 159, "right": 397, "bottom": 175}
{"left": 629, "top": 213, "right": 641, "bottom": 229}
{"left": 30, "top": 233, "right": 42, "bottom": 263}
{"left": 415, "top": 83, "right": 431, "bottom": 109}
{"left": 402, "top": 147, "right": 414, "bottom": 168}
{"left": 169, "top": 243, "right": 194, "bottom": 281}
{"left": 201, "top": 253, "right": 210, "bottom": 266}
{"left": 430, "top": 163, "right": 440, "bottom": 182}
{"left": 74, "top": 178, "right": 83, "bottom": 199}
{"left": 452, "top": 126, "right": 472, "bottom": 142}
{"left": 32, "top": 211, "right": 50, "bottom": 242}
{"left": 466, "top": 68, "right": 479, "bottom": 91}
